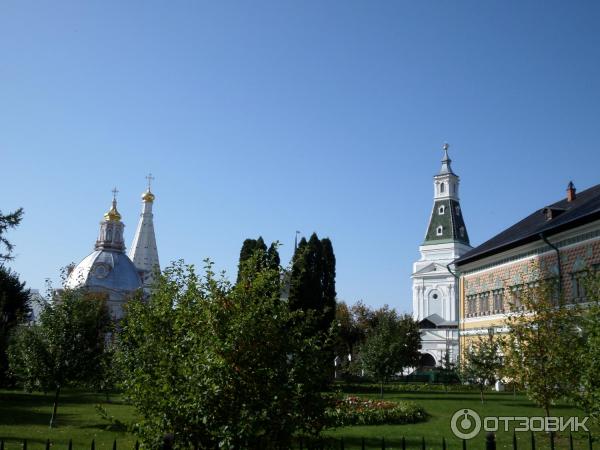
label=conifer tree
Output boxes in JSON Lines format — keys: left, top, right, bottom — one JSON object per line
{"left": 0, "top": 266, "right": 30, "bottom": 385}
{"left": 0, "top": 208, "right": 24, "bottom": 262}
{"left": 289, "top": 233, "right": 337, "bottom": 382}
{"left": 237, "top": 237, "right": 279, "bottom": 283}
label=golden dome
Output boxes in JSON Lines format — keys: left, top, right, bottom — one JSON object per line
{"left": 104, "top": 200, "right": 122, "bottom": 222}
{"left": 142, "top": 189, "right": 155, "bottom": 202}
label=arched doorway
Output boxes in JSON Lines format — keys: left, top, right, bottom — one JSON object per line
{"left": 419, "top": 353, "right": 436, "bottom": 369}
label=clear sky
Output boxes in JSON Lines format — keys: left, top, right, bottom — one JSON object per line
{"left": 1, "top": 1, "right": 599, "bottom": 312}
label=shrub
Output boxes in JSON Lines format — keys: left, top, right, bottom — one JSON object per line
{"left": 325, "top": 396, "right": 427, "bottom": 427}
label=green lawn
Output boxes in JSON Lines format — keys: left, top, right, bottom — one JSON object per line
{"left": 323, "top": 389, "right": 597, "bottom": 450}
{"left": 0, "top": 390, "right": 137, "bottom": 449}
{"left": 0, "top": 388, "right": 596, "bottom": 449}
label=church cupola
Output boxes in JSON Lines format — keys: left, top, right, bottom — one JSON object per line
{"left": 424, "top": 144, "right": 470, "bottom": 246}
{"left": 96, "top": 188, "right": 126, "bottom": 252}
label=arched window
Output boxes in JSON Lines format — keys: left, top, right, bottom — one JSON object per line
{"left": 436, "top": 226, "right": 443, "bottom": 236}
{"left": 440, "top": 183, "right": 445, "bottom": 193}
{"left": 438, "top": 205, "right": 445, "bottom": 215}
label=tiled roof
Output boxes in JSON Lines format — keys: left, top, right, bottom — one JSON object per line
{"left": 455, "top": 183, "right": 600, "bottom": 267}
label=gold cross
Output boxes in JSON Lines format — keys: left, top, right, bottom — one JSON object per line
{"left": 146, "top": 173, "right": 155, "bottom": 191}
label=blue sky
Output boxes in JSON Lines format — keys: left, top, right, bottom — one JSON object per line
{"left": 1, "top": 1, "right": 599, "bottom": 312}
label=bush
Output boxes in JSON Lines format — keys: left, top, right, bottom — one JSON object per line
{"left": 117, "top": 259, "right": 330, "bottom": 449}
{"left": 325, "top": 396, "right": 427, "bottom": 427}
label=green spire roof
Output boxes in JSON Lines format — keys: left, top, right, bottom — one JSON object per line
{"left": 423, "top": 200, "right": 470, "bottom": 245}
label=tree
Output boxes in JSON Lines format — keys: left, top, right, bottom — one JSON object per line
{"left": 359, "top": 308, "right": 421, "bottom": 397}
{"left": 0, "top": 265, "right": 31, "bottom": 386}
{"left": 0, "top": 208, "right": 24, "bottom": 262}
{"left": 236, "top": 237, "right": 279, "bottom": 282}
{"left": 460, "top": 334, "right": 502, "bottom": 403}
{"left": 117, "top": 258, "right": 329, "bottom": 449}
{"left": 289, "top": 233, "right": 337, "bottom": 383}
{"left": 502, "top": 279, "right": 583, "bottom": 418}
{"left": 289, "top": 234, "right": 336, "bottom": 332}
{"left": 575, "top": 271, "right": 600, "bottom": 423}
{"left": 8, "top": 289, "right": 112, "bottom": 427}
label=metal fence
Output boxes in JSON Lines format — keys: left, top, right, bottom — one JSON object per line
{"left": 0, "top": 432, "right": 595, "bottom": 450}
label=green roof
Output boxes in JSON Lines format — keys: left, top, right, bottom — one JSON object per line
{"left": 423, "top": 199, "right": 470, "bottom": 246}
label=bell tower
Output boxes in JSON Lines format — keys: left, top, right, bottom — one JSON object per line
{"left": 411, "top": 144, "right": 472, "bottom": 366}
{"left": 129, "top": 174, "right": 160, "bottom": 291}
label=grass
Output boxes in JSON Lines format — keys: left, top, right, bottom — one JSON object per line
{"left": 0, "top": 390, "right": 137, "bottom": 449}
{"left": 0, "top": 387, "right": 597, "bottom": 449}
{"left": 323, "top": 388, "right": 598, "bottom": 450}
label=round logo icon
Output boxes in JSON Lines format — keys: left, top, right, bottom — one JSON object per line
{"left": 451, "top": 408, "right": 481, "bottom": 440}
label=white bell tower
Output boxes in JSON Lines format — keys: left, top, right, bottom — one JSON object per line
{"left": 411, "top": 144, "right": 472, "bottom": 366}
{"left": 129, "top": 174, "right": 160, "bottom": 292}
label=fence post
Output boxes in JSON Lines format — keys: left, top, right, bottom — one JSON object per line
{"left": 486, "top": 433, "right": 496, "bottom": 450}
{"left": 549, "top": 432, "right": 555, "bottom": 450}
{"left": 45, "top": 439, "right": 50, "bottom": 450}
{"left": 569, "top": 433, "right": 574, "bottom": 450}
{"left": 402, "top": 436, "right": 406, "bottom": 450}
{"left": 22, "top": 439, "right": 27, "bottom": 450}
{"left": 68, "top": 439, "right": 72, "bottom": 450}
{"left": 530, "top": 432, "right": 535, "bottom": 450}
{"left": 513, "top": 431, "right": 517, "bottom": 450}
{"left": 589, "top": 432, "right": 593, "bottom": 450}
{"left": 462, "top": 439, "right": 467, "bottom": 450}
{"left": 443, "top": 437, "right": 446, "bottom": 450}
{"left": 381, "top": 437, "right": 386, "bottom": 450}
{"left": 361, "top": 437, "right": 365, "bottom": 450}
{"left": 91, "top": 439, "right": 95, "bottom": 450}
{"left": 340, "top": 437, "right": 345, "bottom": 450}
{"left": 113, "top": 439, "right": 117, "bottom": 450}
{"left": 422, "top": 436, "right": 426, "bottom": 450}
{"left": 299, "top": 437, "right": 303, "bottom": 450}
{"left": 135, "top": 441, "right": 140, "bottom": 450}
{"left": 1, "top": 440, "right": 3, "bottom": 450}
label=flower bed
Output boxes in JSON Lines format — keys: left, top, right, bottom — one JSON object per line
{"left": 325, "top": 396, "right": 427, "bottom": 427}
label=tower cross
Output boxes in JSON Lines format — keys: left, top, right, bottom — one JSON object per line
{"left": 111, "top": 187, "right": 119, "bottom": 200}
{"left": 146, "top": 173, "right": 155, "bottom": 191}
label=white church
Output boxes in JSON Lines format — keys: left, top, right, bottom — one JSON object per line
{"left": 66, "top": 177, "right": 160, "bottom": 319}
{"left": 411, "top": 145, "right": 471, "bottom": 368}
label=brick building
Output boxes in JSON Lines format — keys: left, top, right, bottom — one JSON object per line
{"left": 454, "top": 182, "right": 600, "bottom": 351}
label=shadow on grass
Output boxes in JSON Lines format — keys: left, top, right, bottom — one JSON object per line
{"left": 81, "top": 422, "right": 129, "bottom": 433}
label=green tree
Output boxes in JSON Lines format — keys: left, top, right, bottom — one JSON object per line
{"left": 289, "top": 234, "right": 337, "bottom": 332}
{"left": 460, "top": 334, "right": 502, "bottom": 403}
{"left": 576, "top": 271, "right": 600, "bottom": 423}
{"left": 359, "top": 308, "right": 421, "bottom": 397}
{"left": 502, "top": 279, "right": 583, "bottom": 417}
{"left": 236, "top": 237, "right": 279, "bottom": 282}
{"left": 117, "top": 258, "right": 328, "bottom": 449}
{"left": 289, "top": 233, "right": 337, "bottom": 383}
{"left": 0, "top": 208, "right": 24, "bottom": 262}
{"left": 0, "top": 266, "right": 31, "bottom": 386}
{"left": 8, "top": 289, "right": 112, "bottom": 427}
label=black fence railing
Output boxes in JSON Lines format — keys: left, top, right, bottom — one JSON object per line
{"left": 0, "top": 432, "right": 595, "bottom": 450}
